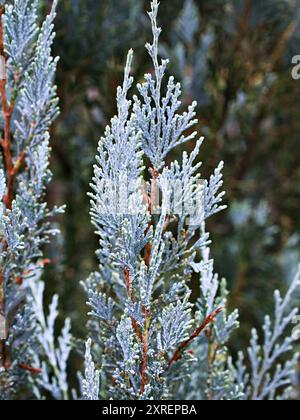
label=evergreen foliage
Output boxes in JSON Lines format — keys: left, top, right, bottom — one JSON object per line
{"left": 0, "top": 0, "right": 71, "bottom": 400}
{"left": 82, "top": 0, "right": 300, "bottom": 401}
{"left": 0, "top": 0, "right": 299, "bottom": 401}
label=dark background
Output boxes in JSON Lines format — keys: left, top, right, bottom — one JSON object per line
{"left": 44, "top": 0, "right": 300, "bottom": 355}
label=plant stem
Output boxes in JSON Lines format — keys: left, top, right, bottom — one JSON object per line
{"left": 0, "top": 5, "right": 9, "bottom": 370}
{"left": 144, "top": 167, "right": 159, "bottom": 268}
{"left": 140, "top": 306, "right": 150, "bottom": 393}
{"left": 168, "top": 307, "right": 222, "bottom": 368}
{"left": 124, "top": 267, "right": 141, "bottom": 340}
{"left": 0, "top": 7, "right": 16, "bottom": 211}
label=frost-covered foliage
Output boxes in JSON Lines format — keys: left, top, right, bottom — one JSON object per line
{"left": 232, "top": 267, "right": 300, "bottom": 401}
{"left": 80, "top": 339, "right": 100, "bottom": 401}
{"left": 83, "top": 0, "right": 300, "bottom": 401}
{"left": 27, "top": 275, "right": 72, "bottom": 400}
{"left": 0, "top": 0, "right": 71, "bottom": 400}
{"left": 1, "top": 0, "right": 299, "bottom": 402}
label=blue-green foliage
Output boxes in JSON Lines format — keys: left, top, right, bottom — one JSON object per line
{"left": 1, "top": 0, "right": 299, "bottom": 402}
{"left": 0, "top": 0, "right": 71, "bottom": 400}
{"left": 82, "top": 0, "right": 300, "bottom": 401}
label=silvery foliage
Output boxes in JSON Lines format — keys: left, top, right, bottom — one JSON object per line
{"left": 27, "top": 274, "right": 72, "bottom": 401}
{"left": 82, "top": 0, "right": 300, "bottom": 401}
{"left": 80, "top": 339, "right": 100, "bottom": 401}
{"left": 231, "top": 266, "right": 300, "bottom": 401}
{"left": 89, "top": 49, "right": 150, "bottom": 272}
{"left": 133, "top": 1, "right": 199, "bottom": 171}
{"left": 0, "top": 0, "right": 71, "bottom": 400}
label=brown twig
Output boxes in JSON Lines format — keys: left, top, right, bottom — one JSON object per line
{"left": 144, "top": 167, "right": 159, "bottom": 269}
{"left": 124, "top": 267, "right": 141, "bottom": 341}
{"left": 0, "top": 5, "right": 24, "bottom": 210}
{"left": 18, "top": 364, "right": 42, "bottom": 375}
{"left": 1, "top": 341, "right": 9, "bottom": 369}
{"left": 0, "top": 7, "right": 18, "bottom": 211}
{"left": 124, "top": 267, "right": 150, "bottom": 393}
{"left": 124, "top": 266, "right": 132, "bottom": 298}
{"left": 140, "top": 306, "right": 150, "bottom": 393}
{"left": 168, "top": 307, "right": 223, "bottom": 368}
{"left": 121, "top": 168, "right": 160, "bottom": 393}
{"left": 15, "top": 258, "right": 52, "bottom": 286}
{"left": 144, "top": 234, "right": 152, "bottom": 269}
{"left": 0, "top": 5, "right": 10, "bottom": 370}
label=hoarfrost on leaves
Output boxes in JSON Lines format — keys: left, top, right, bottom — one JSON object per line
{"left": 82, "top": 0, "right": 300, "bottom": 401}
{"left": 1, "top": 0, "right": 299, "bottom": 402}
{"left": 27, "top": 275, "right": 72, "bottom": 400}
{"left": 0, "top": 0, "right": 71, "bottom": 400}
{"left": 133, "top": 2, "right": 199, "bottom": 170}
{"left": 80, "top": 339, "right": 100, "bottom": 401}
{"left": 232, "top": 266, "right": 300, "bottom": 401}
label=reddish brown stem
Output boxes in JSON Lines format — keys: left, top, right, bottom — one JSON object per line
{"left": 124, "top": 268, "right": 141, "bottom": 341}
{"left": 140, "top": 306, "right": 150, "bottom": 393}
{"left": 144, "top": 168, "right": 159, "bottom": 269}
{"left": 168, "top": 307, "right": 223, "bottom": 368}
{"left": 124, "top": 269, "right": 150, "bottom": 393}
{"left": 0, "top": 6, "right": 9, "bottom": 370}
{"left": 0, "top": 84, "right": 21, "bottom": 210}
{"left": 144, "top": 237, "right": 152, "bottom": 269}
{"left": 124, "top": 267, "right": 132, "bottom": 297}
{"left": 1, "top": 341, "right": 9, "bottom": 369}
{"left": 18, "top": 364, "right": 42, "bottom": 375}
{"left": 16, "top": 258, "right": 52, "bottom": 285}
{"left": 0, "top": 7, "right": 17, "bottom": 211}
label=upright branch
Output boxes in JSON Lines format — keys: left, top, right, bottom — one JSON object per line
{"left": 0, "top": 4, "right": 20, "bottom": 370}
{"left": 125, "top": 267, "right": 142, "bottom": 341}
{"left": 139, "top": 168, "right": 160, "bottom": 392}
{"left": 144, "top": 167, "right": 159, "bottom": 269}
{"left": 125, "top": 266, "right": 151, "bottom": 393}
{"left": 0, "top": 1, "right": 67, "bottom": 395}
{"left": 0, "top": 6, "right": 18, "bottom": 211}
{"left": 140, "top": 306, "right": 150, "bottom": 393}
{"left": 0, "top": 5, "right": 9, "bottom": 370}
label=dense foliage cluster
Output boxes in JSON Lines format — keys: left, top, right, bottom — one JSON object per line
{"left": 0, "top": 0, "right": 299, "bottom": 401}
{"left": 51, "top": 0, "right": 300, "bottom": 345}
{"left": 80, "top": 0, "right": 300, "bottom": 400}
{"left": 0, "top": 0, "right": 71, "bottom": 400}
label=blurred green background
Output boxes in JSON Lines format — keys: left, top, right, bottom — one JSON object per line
{"left": 44, "top": 0, "right": 300, "bottom": 354}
